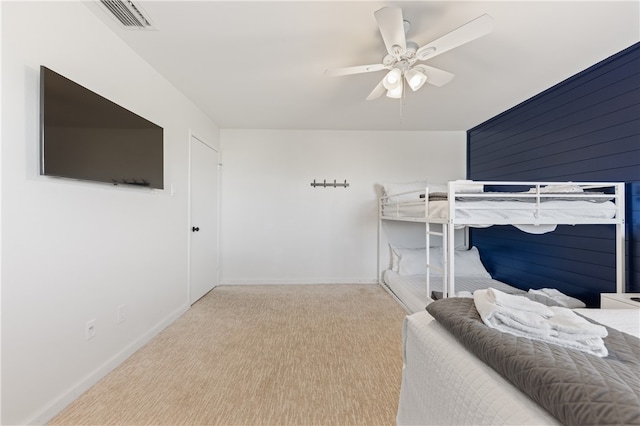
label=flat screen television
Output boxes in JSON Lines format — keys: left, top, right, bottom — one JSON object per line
{"left": 40, "top": 66, "right": 164, "bottom": 189}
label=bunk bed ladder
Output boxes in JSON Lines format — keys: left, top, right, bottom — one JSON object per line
{"left": 377, "top": 197, "right": 383, "bottom": 285}
{"left": 425, "top": 223, "right": 434, "bottom": 300}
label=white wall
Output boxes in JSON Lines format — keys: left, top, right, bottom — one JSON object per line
{"left": 220, "top": 129, "right": 466, "bottom": 284}
{"left": 1, "top": 2, "right": 219, "bottom": 424}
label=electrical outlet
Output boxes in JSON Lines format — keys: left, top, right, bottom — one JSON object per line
{"left": 117, "top": 304, "right": 127, "bottom": 324}
{"left": 86, "top": 319, "right": 96, "bottom": 340}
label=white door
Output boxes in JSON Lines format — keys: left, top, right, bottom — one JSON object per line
{"left": 189, "top": 135, "right": 219, "bottom": 304}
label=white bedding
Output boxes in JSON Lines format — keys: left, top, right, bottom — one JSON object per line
{"left": 383, "top": 199, "right": 618, "bottom": 233}
{"left": 382, "top": 270, "right": 523, "bottom": 314}
{"left": 576, "top": 308, "right": 640, "bottom": 337}
{"left": 397, "top": 308, "right": 640, "bottom": 425}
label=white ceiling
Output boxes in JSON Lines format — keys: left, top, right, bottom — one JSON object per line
{"left": 87, "top": 1, "right": 639, "bottom": 131}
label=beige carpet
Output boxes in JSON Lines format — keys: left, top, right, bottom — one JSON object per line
{"left": 50, "top": 284, "right": 407, "bottom": 425}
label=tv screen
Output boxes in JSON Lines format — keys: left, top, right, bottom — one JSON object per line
{"left": 40, "top": 66, "right": 164, "bottom": 189}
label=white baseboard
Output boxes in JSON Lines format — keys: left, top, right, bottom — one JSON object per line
{"left": 29, "top": 303, "right": 190, "bottom": 425}
{"left": 219, "top": 279, "right": 379, "bottom": 285}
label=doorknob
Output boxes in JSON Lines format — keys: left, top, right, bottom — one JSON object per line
{"left": 192, "top": 226, "right": 200, "bottom": 232}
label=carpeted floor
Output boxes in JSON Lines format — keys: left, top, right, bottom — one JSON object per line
{"left": 50, "top": 284, "right": 407, "bottom": 425}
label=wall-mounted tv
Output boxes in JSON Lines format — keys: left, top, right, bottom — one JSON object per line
{"left": 40, "top": 66, "right": 164, "bottom": 189}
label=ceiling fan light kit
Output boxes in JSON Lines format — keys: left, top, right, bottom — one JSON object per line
{"left": 405, "top": 68, "right": 427, "bottom": 91}
{"left": 386, "top": 84, "right": 403, "bottom": 99}
{"left": 383, "top": 68, "right": 402, "bottom": 89}
{"left": 326, "top": 6, "right": 494, "bottom": 101}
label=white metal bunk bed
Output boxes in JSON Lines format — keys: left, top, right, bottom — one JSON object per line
{"left": 378, "top": 180, "right": 626, "bottom": 307}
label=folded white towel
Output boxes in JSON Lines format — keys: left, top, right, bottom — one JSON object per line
{"left": 487, "top": 287, "right": 553, "bottom": 316}
{"left": 543, "top": 334, "right": 608, "bottom": 357}
{"left": 492, "top": 308, "right": 554, "bottom": 337}
{"left": 548, "top": 306, "right": 608, "bottom": 340}
{"left": 474, "top": 288, "right": 608, "bottom": 357}
{"left": 538, "top": 288, "right": 570, "bottom": 298}
{"left": 474, "top": 289, "right": 552, "bottom": 338}
{"left": 528, "top": 288, "right": 586, "bottom": 309}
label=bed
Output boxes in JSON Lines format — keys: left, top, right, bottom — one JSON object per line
{"left": 378, "top": 180, "right": 626, "bottom": 307}
{"left": 382, "top": 246, "right": 526, "bottom": 313}
{"left": 397, "top": 298, "right": 640, "bottom": 425}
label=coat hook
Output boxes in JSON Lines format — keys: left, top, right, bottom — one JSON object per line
{"left": 310, "top": 179, "right": 349, "bottom": 188}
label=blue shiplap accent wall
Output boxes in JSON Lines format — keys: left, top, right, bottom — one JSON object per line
{"left": 467, "top": 42, "right": 640, "bottom": 307}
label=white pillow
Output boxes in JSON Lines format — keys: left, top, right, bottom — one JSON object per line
{"left": 541, "top": 184, "right": 583, "bottom": 193}
{"left": 390, "top": 245, "right": 436, "bottom": 272}
{"left": 383, "top": 181, "right": 427, "bottom": 203}
{"left": 426, "top": 182, "right": 484, "bottom": 195}
{"left": 453, "top": 180, "right": 484, "bottom": 193}
{"left": 395, "top": 247, "right": 442, "bottom": 276}
{"left": 389, "top": 244, "right": 400, "bottom": 272}
{"left": 394, "top": 246, "right": 491, "bottom": 277}
{"left": 527, "top": 184, "right": 584, "bottom": 193}
{"left": 451, "top": 246, "right": 492, "bottom": 278}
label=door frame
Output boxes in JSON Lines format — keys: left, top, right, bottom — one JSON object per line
{"left": 187, "top": 130, "right": 220, "bottom": 304}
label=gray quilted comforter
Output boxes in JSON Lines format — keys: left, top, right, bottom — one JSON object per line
{"left": 426, "top": 297, "right": 640, "bottom": 425}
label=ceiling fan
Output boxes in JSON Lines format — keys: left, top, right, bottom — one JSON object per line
{"left": 326, "top": 7, "right": 494, "bottom": 100}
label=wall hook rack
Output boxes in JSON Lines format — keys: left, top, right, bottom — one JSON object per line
{"left": 310, "top": 179, "right": 350, "bottom": 188}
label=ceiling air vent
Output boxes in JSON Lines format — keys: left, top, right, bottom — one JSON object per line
{"left": 100, "top": 0, "right": 154, "bottom": 30}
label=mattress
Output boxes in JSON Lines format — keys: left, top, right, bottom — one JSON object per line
{"left": 382, "top": 199, "right": 618, "bottom": 233}
{"left": 397, "top": 307, "right": 640, "bottom": 425}
{"left": 382, "top": 270, "right": 523, "bottom": 313}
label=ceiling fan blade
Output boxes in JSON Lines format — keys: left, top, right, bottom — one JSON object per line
{"left": 325, "top": 63, "right": 387, "bottom": 77}
{"left": 415, "top": 65, "right": 455, "bottom": 87}
{"left": 374, "top": 6, "right": 407, "bottom": 56}
{"left": 366, "top": 79, "right": 386, "bottom": 101}
{"left": 416, "top": 14, "right": 494, "bottom": 61}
